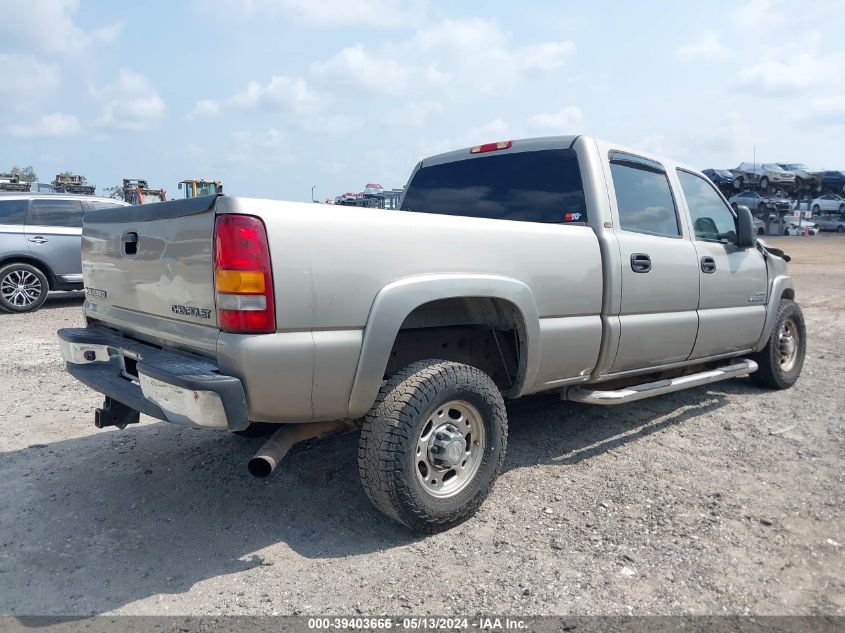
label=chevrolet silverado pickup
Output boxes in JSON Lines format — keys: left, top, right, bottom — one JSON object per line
{"left": 58, "top": 135, "right": 806, "bottom": 531}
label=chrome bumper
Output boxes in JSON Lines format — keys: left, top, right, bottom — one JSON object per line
{"left": 58, "top": 327, "right": 249, "bottom": 431}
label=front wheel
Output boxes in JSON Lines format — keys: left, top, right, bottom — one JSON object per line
{"left": 750, "top": 299, "right": 806, "bottom": 389}
{"left": 760, "top": 177, "right": 769, "bottom": 190}
{"left": 812, "top": 205, "right": 820, "bottom": 213}
{"left": 358, "top": 359, "right": 507, "bottom": 532}
{"left": 0, "top": 263, "right": 49, "bottom": 313}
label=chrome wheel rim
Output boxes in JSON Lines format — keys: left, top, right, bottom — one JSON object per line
{"left": 415, "top": 400, "right": 485, "bottom": 499}
{"left": 778, "top": 318, "right": 799, "bottom": 372}
{"left": 0, "top": 270, "right": 42, "bottom": 307}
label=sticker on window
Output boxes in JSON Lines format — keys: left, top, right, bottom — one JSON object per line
{"left": 564, "top": 212, "right": 583, "bottom": 222}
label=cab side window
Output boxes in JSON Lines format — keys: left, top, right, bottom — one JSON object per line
{"left": 27, "top": 199, "right": 84, "bottom": 228}
{"left": 677, "top": 170, "right": 737, "bottom": 243}
{"left": 609, "top": 152, "right": 681, "bottom": 238}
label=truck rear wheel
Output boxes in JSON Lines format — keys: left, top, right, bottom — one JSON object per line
{"left": 750, "top": 299, "right": 806, "bottom": 389}
{"left": 358, "top": 359, "right": 507, "bottom": 532}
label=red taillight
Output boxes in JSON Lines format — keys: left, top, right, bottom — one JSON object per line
{"left": 213, "top": 214, "right": 276, "bottom": 334}
{"left": 469, "top": 140, "right": 513, "bottom": 154}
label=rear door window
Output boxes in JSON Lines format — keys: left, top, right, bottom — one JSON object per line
{"left": 608, "top": 152, "right": 681, "bottom": 237}
{"left": 400, "top": 148, "right": 586, "bottom": 223}
{"left": 27, "top": 199, "right": 84, "bottom": 228}
{"left": 0, "top": 199, "right": 29, "bottom": 225}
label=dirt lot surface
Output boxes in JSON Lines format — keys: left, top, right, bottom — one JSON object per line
{"left": 0, "top": 236, "right": 843, "bottom": 616}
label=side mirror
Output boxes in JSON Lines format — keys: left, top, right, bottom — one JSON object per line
{"left": 736, "top": 205, "right": 757, "bottom": 248}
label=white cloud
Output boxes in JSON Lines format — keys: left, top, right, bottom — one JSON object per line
{"left": 674, "top": 31, "right": 728, "bottom": 62}
{"left": 798, "top": 95, "right": 845, "bottom": 127}
{"left": 208, "top": 0, "right": 428, "bottom": 27}
{"left": 529, "top": 107, "right": 583, "bottom": 133}
{"left": 402, "top": 101, "right": 444, "bottom": 127}
{"left": 191, "top": 99, "right": 221, "bottom": 117}
{"left": 229, "top": 75, "right": 317, "bottom": 112}
{"left": 301, "top": 115, "right": 364, "bottom": 135}
{"left": 0, "top": 0, "right": 123, "bottom": 53}
{"left": 91, "top": 70, "right": 166, "bottom": 130}
{"left": 313, "top": 18, "right": 575, "bottom": 98}
{"left": 0, "top": 55, "right": 60, "bottom": 112}
{"left": 7, "top": 112, "right": 81, "bottom": 138}
{"left": 227, "top": 128, "right": 290, "bottom": 167}
{"left": 734, "top": 51, "right": 837, "bottom": 95}
{"left": 517, "top": 41, "right": 577, "bottom": 71}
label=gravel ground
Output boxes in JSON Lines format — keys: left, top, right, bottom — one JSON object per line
{"left": 0, "top": 236, "right": 843, "bottom": 616}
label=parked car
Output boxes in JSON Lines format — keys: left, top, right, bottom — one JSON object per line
{"left": 728, "top": 190, "right": 791, "bottom": 213}
{"left": 810, "top": 194, "right": 845, "bottom": 214}
{"left": 58, "top": 136, "right": 805, "bottom": 531}
{"left": 819, "top": 171, "right": 845, "bottom": 194}
{"left": 776, "top": 164, "right": 820, "bottom": 191}
{"left": 815, "top": 214, "right": 845, "bottom": 232}
{"left": 752, "top": 216, "right": 766, "bottom": 235}
{"left": 702, "top": 168, "right": 734, "bottom": 188}
{"left": 782, "top": 219, "right": 819, "bottom": 236}
{"left": 0, "top": 192, "right": 129, "bottom": 313}
{"left": 731, "top": 162, "right": 796, "bottom": 191}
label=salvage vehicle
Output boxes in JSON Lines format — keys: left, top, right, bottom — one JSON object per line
{"left": 819, "top": 171, "right": 845, "bottom": 194}
{"left": 810, "top": 194, "right": 845, "bottom": 214}
{"left": 814, "top": 214, "right": 845, "bottom": 232}
{"left": 728, "top": 190, "right": 791, "bottom": 213}
{"left": 776, "top": 163, "right": 820, "bottom": 192}
{"left": 58, "top": 136, "right": 806, "bottom": 531}
{"left": 0, "top": 192, "right": 129, "bottom": 313}
{"left": 731, "top": 162, "right": 795, "bottom": 191}
{"left": 702, "top": 168, "right": 734, "bottom": 189}
{"left": 782, "top": 219, "right": 819, "bottom": 236}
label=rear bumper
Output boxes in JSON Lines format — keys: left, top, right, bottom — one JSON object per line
{"left": 57, "top": 327, "right": 249, "bottom": 431}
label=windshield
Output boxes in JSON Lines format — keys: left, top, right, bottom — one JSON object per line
{"left": 401, "top": 148, "right": 586, "bottom": 223}
{"left": 787, "top": 164, "right": 808, "bottom": 170}
{"left": 763, "top": 164, "right": 785, "bottom": 172}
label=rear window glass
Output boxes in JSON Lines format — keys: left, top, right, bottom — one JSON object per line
{"left": 0, "top": 199, "right": 28, "bottom": 225}
{"left": 27, "top": 199, "right": 84, "bottom": 228}
{"left": 400, "top": 148, "right": 586, "bottom": 223}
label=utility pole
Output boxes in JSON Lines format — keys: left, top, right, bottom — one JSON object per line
{"left": 311, "top": 185, "right": 316, "bottom": 202}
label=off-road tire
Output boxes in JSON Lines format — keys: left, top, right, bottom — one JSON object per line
{"left": 0, "top": 263, "right": 49, "bottom": 313}
{"left": 358, "top": 359, "right": 507, "bottom": 532}
{"left": 750, "top": 299, "right": 806, "bottom": 389}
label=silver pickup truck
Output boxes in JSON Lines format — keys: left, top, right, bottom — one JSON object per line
{"left": 58, "top": 135, "right": 806, "bottom": 531}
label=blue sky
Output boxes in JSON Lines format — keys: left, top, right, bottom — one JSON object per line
{"left": 2, "top": 0, "right": 844, "bottom": 201}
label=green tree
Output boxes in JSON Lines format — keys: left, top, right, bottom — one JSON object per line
{"left": 102, "top": 185, "right": 125, "bottom": 200}
{"left": 10, "top": 166, "right": 37, "bottom": 183}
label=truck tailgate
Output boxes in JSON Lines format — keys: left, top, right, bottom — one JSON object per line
{"left": 81, "top": 196, "right": 219, "bottom": 350}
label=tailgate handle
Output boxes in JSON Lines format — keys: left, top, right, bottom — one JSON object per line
{"left": 122, "top": 232, "right": 138, "bottom": 255}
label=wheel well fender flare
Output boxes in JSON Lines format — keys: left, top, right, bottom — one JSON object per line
{"left": 753, "top": 275, "right": 795, "bottom": 352}
{"left": 347, "top": 274, "right": 541, "bottom": 418}
{"left": 0, "top": 255, "right": 56, "bottom": 289}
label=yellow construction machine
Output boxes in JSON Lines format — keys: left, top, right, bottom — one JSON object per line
{"left": 177, "top": 179, "right": 222, "bottom": 198}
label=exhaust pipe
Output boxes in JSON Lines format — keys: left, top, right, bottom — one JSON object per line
{"left": 247, "top": 419, "right": 350, "bottom": 478}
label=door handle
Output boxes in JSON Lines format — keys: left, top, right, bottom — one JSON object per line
{"left": 700, "top": 256, "right": 717, "bottom": 273}
{"left": 630, "top": 253, "right": 651, "bottom": 273}
{"left": 27, "top": 236, "right": 48, "bottom": 244}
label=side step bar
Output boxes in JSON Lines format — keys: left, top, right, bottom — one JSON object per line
{"left": 565, "top": 359, "right": 758, "bottom": 405}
